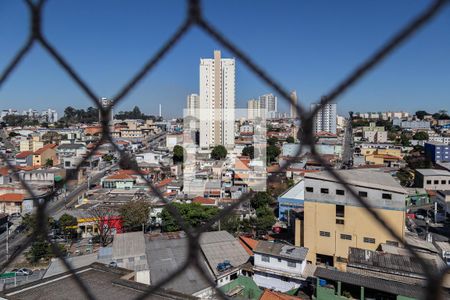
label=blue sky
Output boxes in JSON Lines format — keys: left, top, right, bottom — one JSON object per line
{"left": 1, "top": 0, "right": 449, "bottom": 118}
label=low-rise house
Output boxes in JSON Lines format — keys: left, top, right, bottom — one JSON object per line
{"left": 253, "top": 241, "right": 309, "bottom": 292}
{"left": 0, "top": 167, "right": 12, "bottom": 184}
{"left": 57, "top": 142, "right": 87, "bottom": 158}
{"left": 0, "top": 193, "right": 25, "bottom": 215}
{"left": 32, "top": 143, "right": 57, "bottom": 166}
{"left": 199, "top": 231, "right": 250, "bottom": 287}
{"left": 415, "top": 169, "right": 450, "bottom": 190}
{"left": 15, "top": 151, "right": 34, "bottom": 167}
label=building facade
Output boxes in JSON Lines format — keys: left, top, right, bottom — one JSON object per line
{"left": 311, "top": 102, "right": 337, "bottom": 134}
{"left": 199, "top": 50, "right": 235, "bottom": 149}
{"left": 425, "top": 141, "right": 450, "bottom": 163}
{"left": 303, "top": 170, "right": 406, "bottom": 270}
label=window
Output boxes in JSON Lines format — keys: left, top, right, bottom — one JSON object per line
{"left": 336, "top": 205, "right": 345, "bottom": 217}
{"left": 364, "top": 237, "right": 376, "bottom": 244}
{"left": 382, "top": 193, "right": 392, "bottom": 200}
{"left": 336, "top": 189, "right": 345, "bottom": 195}
{"left": 340, "top": 234, "right": 352, "bottom": 240}
{"left": 306, "top": 187, "right": 314, "bottom": 193}
{"left": 434, "top": 180, "right": 439, "bottom": 184}
{"left": 336, "top": 219, "right": 344, "bottom": 225}
{"left": 358, "top": 191, "right": 368, "bottom": 197}
{"left": 287, "top": 261, "right": 296, "bottom": 268}
{"left": 321, "top": 188, "right": 329, "bottom": 194}
{"left": 261, "top": 255, "right": 270, "bottom": 262}
{"left": 442, "top": 180, "right": 446, "bottom": 184}
{"left": 277, "top": 258, "right": 282, "bottom": 262}
{"left": 320, "top": 231, "right": 330, "bottom": 237}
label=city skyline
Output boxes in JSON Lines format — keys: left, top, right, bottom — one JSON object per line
{"left": 1, "top": 1, "right": 449, "bottom": 118}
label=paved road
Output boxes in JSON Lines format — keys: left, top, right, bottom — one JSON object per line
{"left": 0, "top": 164, "right": 114, "bottom": 268}
{"left": 1, "top": 269, "right": 46, "bottom": 291}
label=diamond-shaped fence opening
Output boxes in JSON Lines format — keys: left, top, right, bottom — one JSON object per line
{"left": 0, "top": 0, "right": 449, "bottom": 299}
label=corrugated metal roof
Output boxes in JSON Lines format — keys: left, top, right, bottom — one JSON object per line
{"left": 254, "top": 240, "right": 308, "bottom": 261}
{"left": 314, "top": 267, "right": 425, "bottom": 298}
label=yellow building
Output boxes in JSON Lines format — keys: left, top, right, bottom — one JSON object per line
{"left": 32, "top": 144, "right": 57, "bottom": 166}
{"left": 302, "top": 169, "right": 406, "bottom": 270}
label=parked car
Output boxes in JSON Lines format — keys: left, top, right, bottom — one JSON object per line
{"left": 12, "top": 268, "right": 33, "bottom": 276}
{"left": 108, "top": 261, "right": 117, "bottom": 268}
{"left": 10, "top": 212, "right": 21, "bottom": 219}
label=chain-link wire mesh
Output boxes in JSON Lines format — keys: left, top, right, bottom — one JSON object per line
{"left": 1, "top": 0, "right": 449, "bottom": 299}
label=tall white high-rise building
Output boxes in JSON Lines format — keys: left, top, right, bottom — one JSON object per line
{"left": 311, "top": 101, "right": 337, "bottom": 134}
{"left": 41, "top": 109, "right": 58, "bottom": 123}
{"left": 186, "top": 93, "right": 200, "bottom": 119}
{"left": 99, "top": 98, "right": 114, "bottom": 131}
{"left": 247, "top": 99, "right": 260, "bottom": 119}
{"left": 290, "top": 90, "right": 298, "bottom": 119}
{"left": 259, "top": 93, "right": 277, "bottom": 116}
{"left": 199, "top": 50, "right": 235, "bottom": 149}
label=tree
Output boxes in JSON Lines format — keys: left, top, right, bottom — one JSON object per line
{"left": 173, "top": 145, "right": 184, "bottom": 164}
{"left": 254, "top": 206, "right": 276, "bottom": 232}
{"left": 266, "top": 145, "right": 281, "bottom": 163}
{"left": 160, "top": 203, "right": 219, "bottom": 232}
{"left": 286, "top": 136, "right": 295, "bottom": 144}
{"left": 267, "top": 137, "right": 278, "bottom": 146}
{"left": 88, "top": 205, "right": 118, "bottom": 246}
{"left": 400, "top": 133, "right": 411, "bottom": 147}
{"left": 58, "top": 213, "right": 78, "bottom": 239}
{"left": 211, "top": 145, "right": 227, "bottom": 160}
{"left": 415, "top": 110, "right": 429, "bottom": 120}
{"left": 242, "top": 145, "right": 254, "bottom": 159}
{"left": 119, "top": 199, "right": 150, "bottom": 232}
{"left": 45, "top": 158, "right": 53, "bottom": 167}
{"left": 250, "top": 192, "right": 274, "bottom": 210}
{"left": 413, "top": 131, "right": 429, "bottom": 141}
{"left": 220, "top": 215, "right": 241, "bottom": 234}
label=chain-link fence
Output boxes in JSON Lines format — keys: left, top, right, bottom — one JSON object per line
{"left": 1, "top": 0, "right": 449, "bottom": 299}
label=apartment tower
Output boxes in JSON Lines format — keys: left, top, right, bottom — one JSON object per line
{"left": 199, "top": 50, "right": 235, "bottom": 149}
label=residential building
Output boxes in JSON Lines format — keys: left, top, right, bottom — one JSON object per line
{"left": 41, "top": 108, "right": 58, "bottom": 123}
{"left": 247, "top": 99, "right": 260, "bottom": 120}
{"left": 32, "top": 144, "right": 57, "bottom": 166}
{"left": 57, "top": 143, "right": 87, "bottom": 159}
{"left": 311, "top": 102, "right": 337, "bottom": 134}
{"left": 253, "top": 240, "right": 309, "bottom": 292}
{"left": 259, "top": 93, "right": 277, "bottom": 116}
{"left": 99, "top": 97, "right": 114, "bottom": 131}
{"left": 303, "top": 169, "right": 407, "bottom": 270}
{"left": 415, "top": 169, "right": 450, "bottom": 190}
{"left": 425, "top": 141, "right": 450, "bottom": 163}
{"left": 199, "top": 50, "right": 235, "bottom": 149}
{"left": 394, "top": 119, "right": 430, "bottom": 130}
{"left": 0, "top": 193, "right": 25, "bottom": 215}
{"left": 19, "top": 138, "right": 43, "bottom": 152}
{"left": 199, "top": 231, "right": 250, "bottom": 287}
{"left": 15, "top": 151, "right": 34, "bottom": 167}
{"left": 277, "top": 179, "right": 304, "bottom": 222}
{"left": 362, "top": 122, "right": 387, "bottom": 143}
{"left": 186, "top": 93, "right": 200, "bottom": 119}
{"left": 290, "top": 90, "right": 298, "bottom": 119}
{"left": 146, "top": 231, "right": 215, "bottom": 298}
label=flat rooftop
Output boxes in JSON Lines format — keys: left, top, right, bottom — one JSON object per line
{"left": 2, "top": 263, "right": 195, "bottom": 300}
{"left": 415, "top": 169, "right": 450, "bottom": 176}
{"left": 305, "top": 169, "right": 406, "bottom": 194}
{"left": 254, "top": 240, "right": 308, "bottom": 261}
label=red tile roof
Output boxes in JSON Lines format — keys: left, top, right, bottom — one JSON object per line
{"left": 192, "top": 196, "right": 216, "bottom": 205}
{"left": 156, "top": 178, "right": 173, "bottom": 188}
{"left": 16, "top": 151, "right": 34, "bottom": 159}
{"left": 238, "top": 236, "right": 259, "bottom": 255}
{"left": 34, "top": 144, "right": 57, "bottom": 155}
{"left": 0, "top": 167, "right": 9, "bottom": 177}
{"left": 260, "top": 289, "right": 303, "bottom": 300}
{"left": 0, "top": 193, "right": 25, "bottom": 202}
